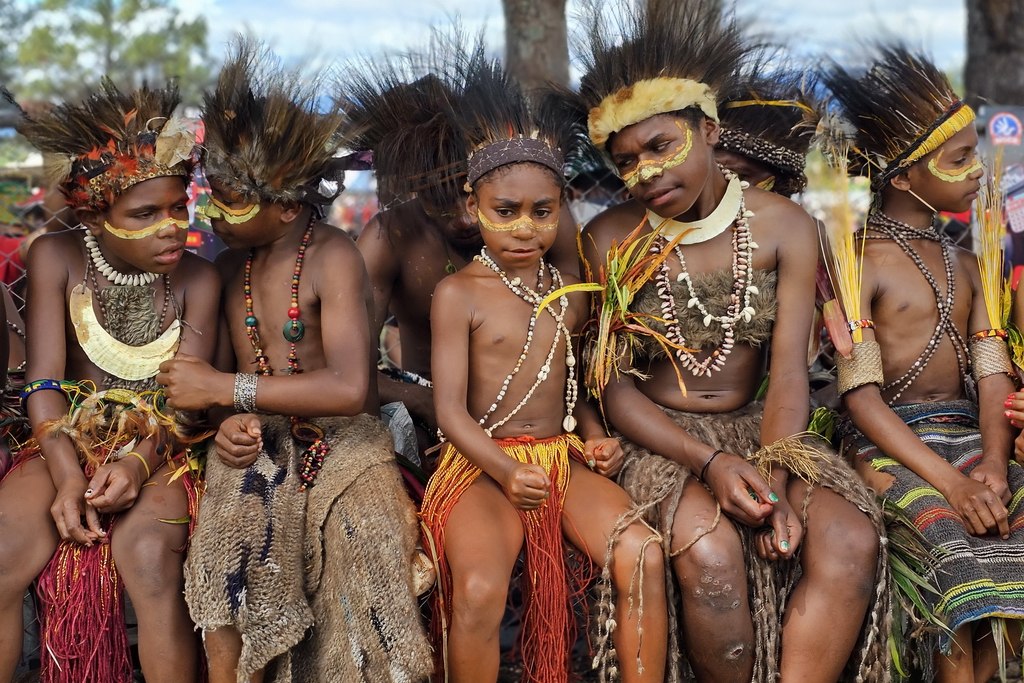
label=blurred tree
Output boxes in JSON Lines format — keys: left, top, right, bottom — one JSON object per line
{"left": 503, "top": 0, "right": 569, "bottom": 91}
{"left": 0, "top": 0, "right": 32, "bottom": 86}
{"left": 965, "top": 0, "right": 1024, "bottom": 106}
{"left": 15, "top": 0, "right": 212, "bottom": 105}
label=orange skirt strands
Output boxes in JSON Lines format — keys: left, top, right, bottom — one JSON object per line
{"left": 420, "top": 433, "right": 594, "bottom": 683}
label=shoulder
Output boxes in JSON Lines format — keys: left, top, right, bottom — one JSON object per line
{"left": 745, "top": 188, "right": 816, "bottom": 243}
{"left": 28, "top": 229, "right": 82, "bottom": 264}
{"left": 177, "top": 250, "right": 218, "bottom": 281}
{"left": 581, "top": 198, "right": 646, "bottom": 255}
{"left": 311, "top": 222, "right": 364, "bottom": 270}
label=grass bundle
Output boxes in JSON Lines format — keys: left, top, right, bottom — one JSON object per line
{"left": 538, "top": 220, "right": 693, "bottom": 415}
{"left": 976, "top": 147, "right": 1009, "bottom": 331}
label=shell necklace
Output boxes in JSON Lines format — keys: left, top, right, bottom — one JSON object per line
{"left": 84, "top": 233, "right": 159, "bottom": 286}
{"left": 647, "top": 173, "right": 746, "bottom": 244}
{"left": 650, "top": 168, "right": 759, "bottom": 377}
{"left": 474, "top": 248, "right": 579, "bottom": 435}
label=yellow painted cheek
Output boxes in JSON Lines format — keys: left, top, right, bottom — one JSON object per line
{"left": 200, "top": 198, "right": 261, "bottom": 224}
{"left": 927, "top": 157, "right": 983, "bottom": 184}
{"left": 103, "top": 216, "right": 189, "bottom": 240}
{"left": 622, "top": 124, "right": 693, "bottom": 189}
{"left": 478, "top": 212, "right": 557, "bottom": 233}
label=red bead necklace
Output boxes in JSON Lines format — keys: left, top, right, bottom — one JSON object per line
{"left": 242, "top": 216, "right": 328, "bottom": 490}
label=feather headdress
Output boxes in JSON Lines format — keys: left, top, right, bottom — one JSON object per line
{"left": 821, "top": 43, "right": 973, "bottom": 190}
{"left": 572, "top": 0, "right": 751, "bottom": 148}
{"left": 718, "top": 60, "right": 816, "bottom": 196}
{"left": 13, "top": 80, "right": 195, "bottom": 212}
{"left": 202, "top": 38, "right": 346, "bottom": 206}
{"left": 448, "top": 33, "right": 575, "bottom": 190}
{"left": 337, "top": 35, "right": 467, "bottom": 209}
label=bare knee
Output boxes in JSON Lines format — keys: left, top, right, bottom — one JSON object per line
{"left": 0, "top": 522, "right": 50, "bottom": 601}
{"left": 673, "top": 524, "right": 746, "bottom": 612}
{"left": 807, "top": 510, "right": 879, "bottom": 595}
{"left": 450, "top": 571, "right": 509, "bottom": 634}
{"left": 611, "top": 525, "right": 663, "bottom": 589}
{"left": 112, "top": 526, "right": 185, "bottom": 601}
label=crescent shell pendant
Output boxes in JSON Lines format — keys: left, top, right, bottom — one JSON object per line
{"left": 69, "top": 283, "right": 182, "bottom": 381}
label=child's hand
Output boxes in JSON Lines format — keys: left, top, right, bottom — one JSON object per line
{"left": 970, "top": 460, "right": 1011, "bottom": 505}
{"left": 215, "top": 414, "right": 263, "bottom": 468}
{"left": 755, "top": 493, "right": 802, "bottom": 561}
{"left": 502, "top": 463, "right": 550, "bottom": 510}
{"left": 84, "top": 459, "right": 146, "bottom": 514}
{"left": 703, "top": 452, "right": 776, "bottom": 527}
{"left": 945, "top": 476, "right": 1010, "bottom": 539}
{"left": 157, "top": 354, "right": 228, "bottom": 411}
{"left": 50, "top": 479, "right": 104, "bottom": 546}
{"left": 584, "top": 437, "right": 624, "bottom": 478}
{"left": 1004, "top": 391, "right": 1024, "bottom": 429}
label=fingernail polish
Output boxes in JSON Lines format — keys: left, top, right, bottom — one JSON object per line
{"left": 1007, "top": 411, "right": 1014, "bottom": 418}
{"left": 1006, "top": 399, "right": 1013, "bottom": 407}
{"left": 780, "top": 540, "right": 790, "bottom": 551}
{"left": 769, "top": 492, "right": 779, "bottom": 503}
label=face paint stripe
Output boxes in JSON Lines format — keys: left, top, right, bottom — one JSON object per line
{"left": 103, "top": 216, "right": 189, "bottom": 240}
{"left": 622, "top": 121, "right": 693, "bottom": 189}
{"left": 200, "top": 197, "right": 261, "bottom": 224}
{"left": 927, "top": 155, "right": 983, "bottom": 184}
{"left": 478, "top": 212, "right": 558, "bottom": 233}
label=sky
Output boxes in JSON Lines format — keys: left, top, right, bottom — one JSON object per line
{"left": 178, "top": 0, "right": 967, "bottom": 73}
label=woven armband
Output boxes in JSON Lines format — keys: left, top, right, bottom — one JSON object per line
{"left": 20, "top": 379, "right": 70, "bottom": 410}
{"left": 233, "top": 373, "right": 259, "bottom": 413}
{"left": 969, "top": 333, "right": 1013, "bottom": 383}
{"left": 836, "top": 340, "right": 884, "bottom": 396}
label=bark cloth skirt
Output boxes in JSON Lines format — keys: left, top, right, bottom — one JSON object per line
{"left": 184, "top": 413, "right": 432, "bottom": 683}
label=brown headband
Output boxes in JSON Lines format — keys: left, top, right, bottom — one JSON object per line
{"left": 466, "top": 136, "right": 563, "bottom": 187}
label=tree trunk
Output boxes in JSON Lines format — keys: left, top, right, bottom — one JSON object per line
{"left": 502, "top": 0, "right": 569, "bottom": 92}
{"left": 965, "top": 0, "right": 1024, "bottom": 106}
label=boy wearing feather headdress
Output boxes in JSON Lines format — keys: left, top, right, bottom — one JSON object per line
{"left": 340, "top": 40, "right": 580, "bottom": 461}
{"left": 155, "top": 40, "right": 431, "bottom": 683}
{"left": 826, "top": 45, "right": 1024, "bottom": 681}
{"left": 0, "top": 81, "right": 220, "bottom": 683}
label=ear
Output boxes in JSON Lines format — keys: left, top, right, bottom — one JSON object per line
{"left": 278, "top": 201, "right": 303, "bottom": 223}
{"left": 465, "top": 192, "right": 479, "bottom": 221}
{"left": 75, "top": 207, "right": 103, "bottom": 236}
{"left": 889, "top": 170, "right": 913, "bottom": 192}
{"left": 703, "top": 117, "right": 721, "bottom": 146}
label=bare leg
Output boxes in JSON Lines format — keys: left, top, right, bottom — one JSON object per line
{"left": 670, "top": 478, "right": 754, "bottom": 681}
{"left": 972, "top": 620, "right": 1023, "bottom": 682}
{"left": 0, "top": 457, "right": 58, "bottom": 680}
{"left": 936, "top": 626, "right": 976, "bottom": 683}
{"left": 204, "top": 627, "right": 263, "bottom": 683}
{"left": 111, "top": 466, "right": 199, "bottom": 683}
{"left": 562, "top": 461, "right": 667, "bottom": 683}
{"left": 443, "top": 474, "right": 524, "bottom": 683}
{"left": 778, "top": 481, "right": 879, "bottom": 682}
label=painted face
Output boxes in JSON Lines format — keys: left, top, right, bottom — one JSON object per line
{"left": 904, "top": 126, "right": 984, "bottom": 214}
{"left": 89, "top": 175, "right": 189, "bottom": 274}
{"left": 468, "top": 163, "right": 562, "bottom": 270}
{"left": 201, "top": 196, "right": 261, "bottom": 224}
{"left": 620, "top": 121, "right": 693, "bottom": 189}
{"left": 205, "top": 180, "right": 279, "bottom": 249}
{"left": 609, "top": 113, "right": 719, "bottom": 219}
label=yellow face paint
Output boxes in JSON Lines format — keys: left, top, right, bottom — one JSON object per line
{"left": 103, "top": 216, "right": 189, "bottom": 240}
{"left": 927, "top": 151, "right": 983, "bottom": 184}
{"left": 621, "top": 121, "right": 693, "bottom": 189}
{"left": 756, "top": 176, "right": 776, "bottom": 192}
{"left": 200, "top": 197, "right": 261, "bottom": 224}
{"left": 478, "top": 211, "right": 557, "bottom": 233}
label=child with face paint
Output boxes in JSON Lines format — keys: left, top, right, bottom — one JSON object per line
{"left": 420, "top": 47, "right": 667, "bottom": 683}
{"left": 155, "top": 40, "right": 432, "bottom": 683}
{"left": 825, "top": 44, "right": 1024, "bottom": 682}
{"left": 0, "top": 81, "right": 220, "bottom": 683}
{"left": 553, "top": 1, "right": 889, "bottom": 680}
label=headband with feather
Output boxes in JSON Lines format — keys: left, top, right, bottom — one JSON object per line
{"left": 820, "top": 43, "right": 973, "bottom": 191}
{"left": 718, "top": 62, "right": 816, "bottom": 196}
{"left": 12, "top": 80, "right": 195, "bottom": 212}
{"left": 572, "top": 0, "right": 750, "bottom": 149}
{"left": 337, "top": 35, "right": 467, "bottom": 210}
{"left": 202, "top": 38, "right": 346, "bottom": 206}
{"left": 447, "top": 34, "right": 571, "bottom": 190}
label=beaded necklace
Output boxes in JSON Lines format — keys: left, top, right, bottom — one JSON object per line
{"left": 242, "top": 215, "right": 328, "bottom": 489}
{"left": 650, "top": 168, "right": 759, "bottom": 377}
{"left": 862, "top": 212, "right": 970, "bottom": 403}
{"left": 474, "top": 248, "right": 579, "bottom": 435}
